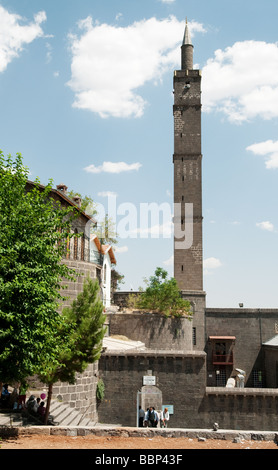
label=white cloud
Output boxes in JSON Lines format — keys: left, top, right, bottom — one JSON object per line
{"left": 204, "top": 257, "right": 222, "bottom": 275}
{"left": 163, "top": 255, "right": 173, "bottom": 266}
{"left": 202, "top": 41, "right": 278, "bottom": 123}
{"left": 0, "top": 6, "right": 47, "bottom": 73}
{"left": 84, "top": 161, "right": 142, "bottom": 174}
{"left": 256, "top": 221, "right": 274, "bottom": 232}
{"left": 67, "top": 16, "right": 205, "bottom": 118}
{"left": 246, "top": 140, "right": 278, "bottom": 169}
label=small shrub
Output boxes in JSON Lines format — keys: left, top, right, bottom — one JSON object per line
{"left": 96, "top": 379, "right": 105, "bottom": 401}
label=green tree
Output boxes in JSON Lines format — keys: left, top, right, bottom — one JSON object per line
{"left": 68, "top": 190, "right": 118, "bottom": 246}
{"left": 39, "top": 276, "right": 107, "bottom": 424}
{"left": 111, "top": 268, "right": 125, "bottom": 294}
{"left": 136, "top": 267, "right": 192, "bottom": 318}
{"left": 67, "top": 190, "right": 98, "bottom": 217}
{"left": 95, "top": 213, "right": 118, "bottom": 246}
{"left": 0, "top": 152, "right": 78, "bottom": 386}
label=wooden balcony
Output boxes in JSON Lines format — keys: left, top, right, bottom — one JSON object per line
{"left": 212, "top": 353, "right": 234, "bottom": 365}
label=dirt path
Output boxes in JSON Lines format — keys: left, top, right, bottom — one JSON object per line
{"left": 1, "top": 434, "right": 277, "bottom": 449}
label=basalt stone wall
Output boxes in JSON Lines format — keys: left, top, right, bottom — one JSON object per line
{"left": 59, "top": 260, "right": 101, "bottom": 310}
{"left": 106, "top": 312, "right": 193, "bottom": 351}
{"left": 98, "top": 350, "right": 278, "bottom": 430}
{"left": 52, "top": 362, "right": 99, "bottom": 422}
{"left": 205, "top": 308, "right": 278, "bottom": 386}
{"left": 201, "top": 388, "right": 278, "bottom": 431}
{"left": 98, "top": 350, "right": 207, "bottom": 428}
{"left": 113, "top": 291, "right": 135, "bottom": 309}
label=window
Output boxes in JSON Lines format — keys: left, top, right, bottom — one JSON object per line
{"left": 81, "top": 234, "right": 85, "bottom": 261}
{"left": 103, "top": 264, "right": 107, "bottom": 285}
{"left": 96, "top": 268, "right": 101, "bottom": 285}
{"left": 193, "top": 327, "right": 196, "bottom": 346}
{"left": 253, "top": 370, "right": 263, "bottom": 388}
{"left": 216, "top": 369, "right": 226, "bottom": 387}
{"left": 73, "top": 229, "right": 78, "bottom": 260}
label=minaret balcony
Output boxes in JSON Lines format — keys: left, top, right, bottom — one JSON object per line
{"left": 212, "top": 352, "right": 234, "bottom": 366}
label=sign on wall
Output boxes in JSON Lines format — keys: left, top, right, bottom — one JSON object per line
{"left": 143, "top": 376, "right": 156, "bottom": 386}
{"left": 162, "top": 405, "right": 174, "bottom": 415}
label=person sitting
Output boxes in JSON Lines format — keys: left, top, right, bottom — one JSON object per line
{"left": 1, "top": 384, "right": 10, "bottom": 407}
{"left": 37, "top": 401, "right": 46, "bottom": 421}
{"left": 26, "top": 395, "right": 36, "bottom": 413}
{"left": 33, "top": 397, "right": 41, "bottom": 413}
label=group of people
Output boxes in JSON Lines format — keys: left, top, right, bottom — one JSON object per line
{"left": 139, "top": 406, "right": 169, "bottom": 428}
{"left": 26, "top": 395, "right": 46, "bottom": 421}
{"left": 1, "top": 384, "right": 47, "bottom": 422}
{"left": 1, "top": 384, "right": 25, "bottom": 410}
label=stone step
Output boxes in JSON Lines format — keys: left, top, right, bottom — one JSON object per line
{"left": 49, "top": 400, "right": 95, "bottom": 427}
{"left": 0, "top": 400, "right": 95, "bottom": 428}
{"left": 51, "top": 403, "right": 73, "bottom": 423}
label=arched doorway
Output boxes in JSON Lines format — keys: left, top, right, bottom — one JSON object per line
{"left": 137, "top": 385, "right": 162, "bottom": 427}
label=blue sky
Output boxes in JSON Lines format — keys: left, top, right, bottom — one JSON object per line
{"left": 1, "top": 0, "right": 278, "bottom": 308}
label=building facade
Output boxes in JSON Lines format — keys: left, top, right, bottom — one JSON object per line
{"left": 172, "top": 21, "right": 206, "bottom": 351}
{"left": 26, "top": 180, "right": 116, "bottom": 310}
{"left": 49, "top": 22, "right": 278, "bottom": 430}
{"left": 100, "top": 22, "right": 278, "bottom": 429}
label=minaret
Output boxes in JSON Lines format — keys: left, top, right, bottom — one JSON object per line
{"left": 181, "top": 19, "right": 193, "bottom": 70}
{"left": 173, "top": 20, "right": 206, "bottom": 349}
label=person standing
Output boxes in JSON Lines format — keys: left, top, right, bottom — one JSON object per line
{"left": 138, "top": 406, "right": 145, "bottom": 427}
{"left": 148, "top": 406, "right": 156, "bottom": 427}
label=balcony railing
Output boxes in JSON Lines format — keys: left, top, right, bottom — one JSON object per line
{"left": 212, "top": 353, "right": 234, "bottom": 365}
{"left": 90, "top": 249, "right": 103, "bottom": 266}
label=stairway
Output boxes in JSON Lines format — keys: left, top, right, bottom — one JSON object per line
{"left": 0, "top": 400, "right": 96, "bottom": 427}
{"left": 49, "top": 399, "right": 96, "bottom": 426}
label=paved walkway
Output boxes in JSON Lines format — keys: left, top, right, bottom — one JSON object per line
{"left": 0, "top": 412, "right": 277, "bottom": 444}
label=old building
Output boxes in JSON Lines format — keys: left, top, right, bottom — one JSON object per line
{"left": 99, "top": 21, "right": 278, "bottom": 430}
{"left": 26, "top": 180, "right": 116, "bottom": 309}
{"left": 41, "top": 22, "right": 278, "bottom": 430}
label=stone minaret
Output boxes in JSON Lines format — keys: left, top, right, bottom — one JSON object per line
{"left": 173, "top": 20, "right": 206, "bottom": 349}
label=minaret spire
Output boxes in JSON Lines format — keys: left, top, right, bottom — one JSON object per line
{"left": 181, "top": 19, "right": 193, "bottom": 70}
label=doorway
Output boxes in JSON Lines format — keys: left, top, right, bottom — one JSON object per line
{"left": 137, "top": 386, "right": 162, "bottom": 427}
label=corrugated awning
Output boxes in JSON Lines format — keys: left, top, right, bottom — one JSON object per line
{"left": 209, "top": 336, "right": 236, "bottom": 340}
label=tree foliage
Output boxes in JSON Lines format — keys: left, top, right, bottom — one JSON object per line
{"left": 0, "top": 152, "right": 78, "bottom": 384}
{"left": 111, "top": 268, "right": 125, "bottom": 294}
{"left": 38, "top": 276, "right": 107, "bottom": 423}
{"left": 67, "top": 190, "right": 98, "bottom": 217}
{"left": 40, "top": 276, "right": 107, "bottom": 386}
{"left": 136, "top": 267, "right": 192, "bottom": 318}
{"left": 68, "top": 190, "right": 118, "bottom": 246}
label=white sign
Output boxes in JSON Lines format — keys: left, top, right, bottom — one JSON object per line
{"left": 143, "top": 376, "right": 156, "bottom": 386}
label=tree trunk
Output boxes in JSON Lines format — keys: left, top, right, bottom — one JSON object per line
{"left": 44, "top": 383, "right": 53, "bottom": 425}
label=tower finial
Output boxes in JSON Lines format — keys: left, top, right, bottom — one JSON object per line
{"left": 181, "top": 19, "right": 193, "bottom": 70}
{"left": 182, "top": 19, "right": 192, "bottom": 46}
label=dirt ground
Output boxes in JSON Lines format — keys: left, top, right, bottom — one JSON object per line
{"left": 1, "top": 433, "right": 278, "bottom": 449}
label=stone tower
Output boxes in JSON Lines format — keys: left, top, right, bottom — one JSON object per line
{"left": 173, "top": 21, "right": 206, "bottom": 349}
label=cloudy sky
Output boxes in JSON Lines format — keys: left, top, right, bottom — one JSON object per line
{"left": 1, "top": 0, "right": 278, "bottom": 308}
